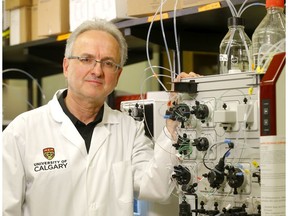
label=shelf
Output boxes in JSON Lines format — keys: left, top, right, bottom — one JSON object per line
{"left": 3, "top": 34, "right": 150, "bottom": 79}
{"left": 3, "top": 0, "right": 266, "bottom": 79}
{"left": 3, "top": 36, "right": 66, "bottom": 79}
{"left": 117, "top": 0, "right": 266, "bottom": 52}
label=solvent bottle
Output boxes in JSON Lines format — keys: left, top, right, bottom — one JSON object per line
{"left": 219, "top": 17, "right": 252, "bottom": 74}
{"left": 251, "top": 0, "right": 286, "bottom": 73}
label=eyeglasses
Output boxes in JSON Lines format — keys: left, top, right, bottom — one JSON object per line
{"left": 68, "top": 56, "right": 121, "bottom": 73}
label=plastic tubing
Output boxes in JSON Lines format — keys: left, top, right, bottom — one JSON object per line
{"left": 233, "top": 142, "right": 259, "bottom": 165}
{"left": 257, "top": 39, "right": 285, "bottom": 70}
{"left": 239, "top": 28, "right": 252, "bottom": 71}
{"left": 178, "top": 144, "right": 193, "bottom": 157}
{"left": 235, "top": 101, "right": 255, "bottom": 163}
{"left": 222, "top": 28, "right": 236, "bottom": 71}
{"left": 225, "top": 0, "right": 237, "bottom": 17}
{"left": 144, "top": 65, "right": 176, "bottom": 77}
{"left": 239, "top": 3, "right": 266, "bottom": 17}
{"left": 160, "top": 0, "right": 173, "bottom": 74}
{"left": 220, "top": 27, "right": 235, "bottom": 73}
{"left": 243, "top": 100, "right": 254, "bottom": 125}
{"left": 3, "top": 68, "right": 46, "bottom": 99}
{"left": 261, "top": 38, "right": 285, "bottom": 68}
{"left": 146, "top": 0, "right": 169, "bottom": 92}
{"left": 263, "top": 45, "right": 286, "bottom": 71}
{"left": 136, "top": 68, "right": 171, "bottom": 143}
{"left": 223, "top": 17, "right": 252, "bottom": 72}
{"left": 237, "top": 0, "right": 249, "bottom": 17}
{"left": 143, "top": 65, "right": 175, "bottom": 93}
{"left": 234, "top": 122, "right": 247, "bottom": 163}
{"left": 258, "top": 39, "right": 284, "bottom": 66}
{"left": 139, "top": 74, "right": 172, "bottom": 139}
{"left": 218, "top": 88, "right": 246, "bottom": 101}
{"left": 203, "top": 140, "right": 227, "bottom": 168}
{"left": 2, "top": 82, "right": 35, "bottom": 110}
{"left": 242, "top": 101, "right": 252, "bottom": 142}
{"left": 231, "top": 99, "right": 254, "bottom": 163}
{"left": 140, "top": 74, "right": 172, "bottom": 99}
{"left": 173, "top": 0, "right": 181, "bottom": 78}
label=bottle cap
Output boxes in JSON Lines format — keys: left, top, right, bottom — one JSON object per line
{"left": 228, "top": 17, "right": 245, "bottom": 27}
{"left": 266, "top": 0, "right": 284, "bottom": 8}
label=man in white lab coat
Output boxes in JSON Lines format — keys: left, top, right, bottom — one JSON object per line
{"left": 2, "top": 19, "right": 186, "bottom": 216}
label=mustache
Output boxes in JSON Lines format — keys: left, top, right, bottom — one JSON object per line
{"left": 84, "top": 76, "right": 104, "bottom": 83}
{"left": 85, "top": 73, "right": 103, "bottom": 80}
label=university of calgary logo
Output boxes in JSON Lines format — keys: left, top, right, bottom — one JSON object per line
{"left": 43, "top": 147, "right": 55, "bottom": 160}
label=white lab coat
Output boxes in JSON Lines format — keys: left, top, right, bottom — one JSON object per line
{"left": 3, "top": 89, "right": 178, "bottom": 216}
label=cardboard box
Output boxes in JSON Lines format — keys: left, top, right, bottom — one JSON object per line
{"left": 31, "top": 5, "right": 38, "bottom": 39}
{"left": 3, "top": 1, "right": 10, "bottom": 46}
{"left": 182, "top": 0, "right": 223, "bottom": 9}
{"left": 70, "top": 0, "right": 128, "bottom": 32}
{"left": 10, "top": 6, "right": 31, "bottom": 45}
{"left": 31, "top": 5, "right": 46, "bottom": 40}
{"left": 69, "top": 0, "right": 88, "bottom": 32}
{"left": 3, "top": 2, "right": 10, "bottom": 31}
{"left": 38, "top": 0, "right": 69, "bottom": 36}
{"left": 5, "top": 0, "right": 31, "bottom": 10}
{"left": 127, "top": 0, "right": 182, "bottom": 17}
{"left": 88, "top": 0, "right": 127, "bottom": 21}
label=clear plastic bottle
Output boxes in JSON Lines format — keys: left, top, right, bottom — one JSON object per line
{"left": 219, "top": 17, "right": 252, "bottom": 74}
{"left": 251, "top": 0, "right": 286, "bottom": 73}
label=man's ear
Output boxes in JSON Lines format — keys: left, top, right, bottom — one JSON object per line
{"left": 63, "top": 58, "right": 69, "bottom": 78}
{"left": 116, "top": 68, "right": 123, "bottom": 85}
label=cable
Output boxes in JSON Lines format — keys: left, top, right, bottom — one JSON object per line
{"left": 203, "top": 151, "right": 213, "bottom": 171}
{"left": 178, "top": 143, "right": 193, "bottom": 158}
{"left": 203, "top": 139, "right": 234, "bottom": 171}
{"left": 202, "top": 140, "right": 226, "bottom": 170}
{"left": 223, "top": 148, "right": 231, "bottom": 159}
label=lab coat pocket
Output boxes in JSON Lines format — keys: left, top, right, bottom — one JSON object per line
{"left": 112, "top": 160, "right": 133, "bottom": 203}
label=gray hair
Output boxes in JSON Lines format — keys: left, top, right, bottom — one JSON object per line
{"left": 64, "top": 19, "right": 128, "bottom": 67}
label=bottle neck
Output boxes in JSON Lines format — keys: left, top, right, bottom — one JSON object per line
{"left": 228, "top": 25, "right": 245, "bottom": 30}
{"left": 266, "top": 6, "right": 284, "bottom": 14}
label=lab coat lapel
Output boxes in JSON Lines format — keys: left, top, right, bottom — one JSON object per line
{"left": 88, "top": 124, "right": 109, "bottom": 160}
{"left": 88, "top": 103, "right": 119, "bottom": 160}
{"left": 49, "top": 89, "right": 87, "bottom": 157}
{"left": 49, "top": 92, "right": 119, "bottom": 159}
{"left": 61, "top": 118, "right": 88, "bottom": 157}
